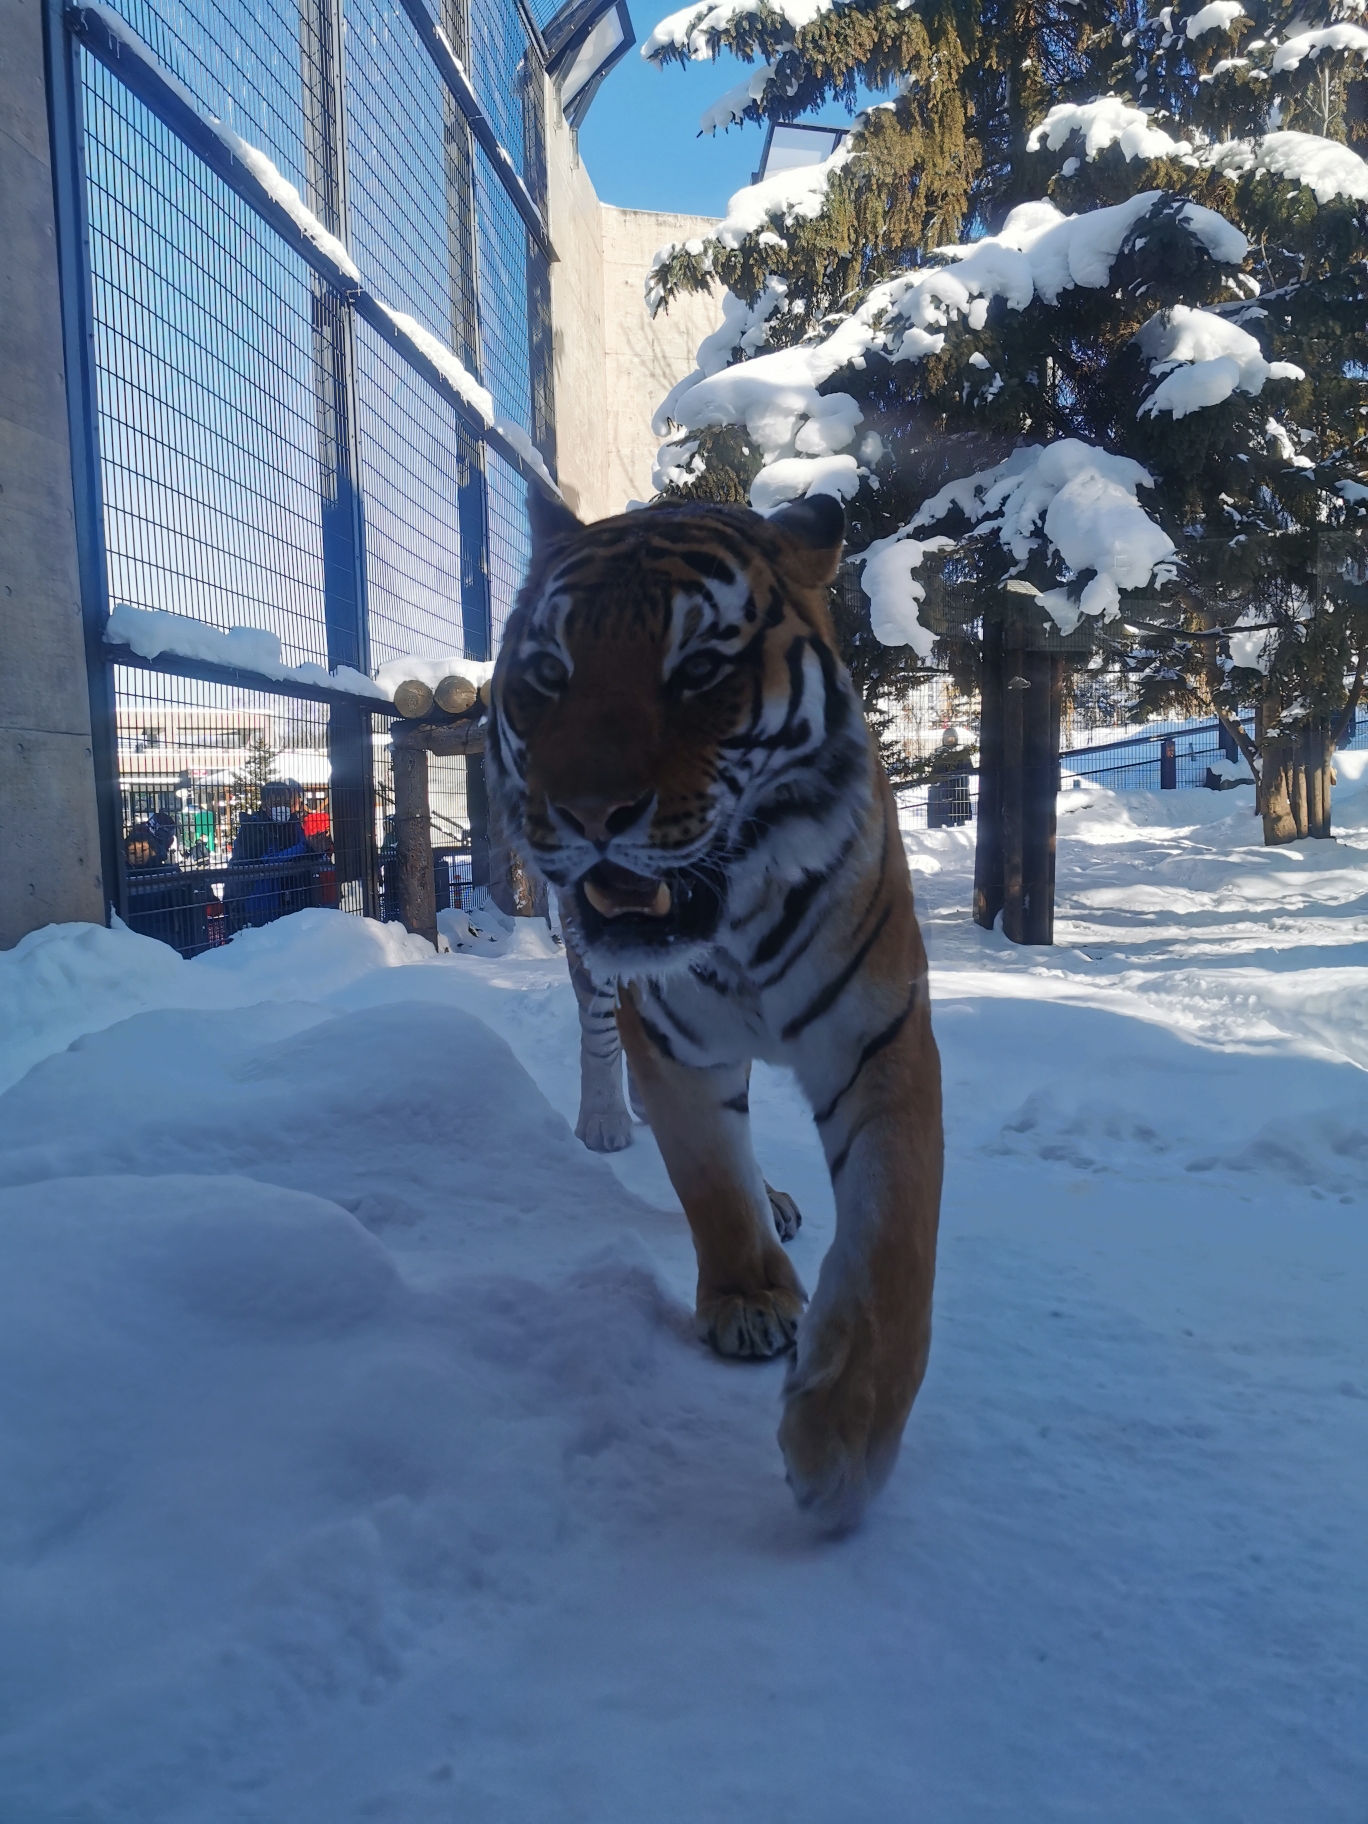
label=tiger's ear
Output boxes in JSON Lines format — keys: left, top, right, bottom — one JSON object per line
{"left": 766, "top": 492, "right": 846, "bottom": 584}
{"left": 528, "top": 485, "right": 584, "bottom": 559}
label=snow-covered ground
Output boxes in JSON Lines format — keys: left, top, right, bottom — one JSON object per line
{"left": 3, "top": 766, "right": 1366, "bottom": 1820}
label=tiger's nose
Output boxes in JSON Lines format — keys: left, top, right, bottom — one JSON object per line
{"left": 553, "top": 792, "right": 654, "bottom": 844}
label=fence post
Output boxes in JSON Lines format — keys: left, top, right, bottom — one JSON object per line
{"left": 390, "top": 729, "right": 439, "bottom": 944}
{"left": 1159, "top": 736, "right": 1177, "bottom": 790}
{"left": 298, "top": 0, "right": 378, "bottom": 917}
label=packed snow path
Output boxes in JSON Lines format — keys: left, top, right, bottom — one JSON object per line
{"left": 2, "top": 771, "right": 1366, "bottom": 1820}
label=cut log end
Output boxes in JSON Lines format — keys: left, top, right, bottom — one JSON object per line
{"left": 393, "top": 678, "right": 435, "bottom": 719}
{"left": 434, "top": 673, "right": 478, "bottom": 715}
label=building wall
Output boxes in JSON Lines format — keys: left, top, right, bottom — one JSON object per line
{"left": 0, "top": 0, "right": 107, "bottom": 948}
{"left": 545, "top": 88, "right": 722, "bottom": 523}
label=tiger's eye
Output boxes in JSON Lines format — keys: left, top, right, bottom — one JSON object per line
{"left": 528, "top": 651, "right": 568, "bottom": 693}
{"left": 675, "top": 650, "right": 725, "bottom": 692}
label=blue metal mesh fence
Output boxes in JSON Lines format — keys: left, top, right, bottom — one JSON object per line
{"left": 70, "top": 0, "right": 553, "bottom": 950}
{"left": 84, "top": 56, "right": 330, "bottom": 668}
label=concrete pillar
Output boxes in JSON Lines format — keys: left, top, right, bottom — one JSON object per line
{"left": 0, "top": 0, "right": 107, "bottom": 947}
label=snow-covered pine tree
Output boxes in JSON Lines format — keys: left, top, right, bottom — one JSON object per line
{"left": 642, "top": 0, "right": 1368, "bottom": 936}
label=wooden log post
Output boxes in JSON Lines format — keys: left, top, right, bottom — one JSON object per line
{"left": 390, "top": 726, "right": 438, "bottom": 945}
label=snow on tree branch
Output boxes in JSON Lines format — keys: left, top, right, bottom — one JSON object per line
{"left": 644, "top": 0, "right": 843, "bottom": 60}
{"left": 911, "top": 443, "right": 1177, "bottom": 635}
{"left": 1270, "top": 21, "right": 1368, "bottom": 72}
{"left": 1137, "top": 305, "right": 1305, "bottom": 419}
{"left": 699, "top": 62, "right": 780, "bottom": 134}
{"left": 1183, "top": 1, "right": 1245, "bottom": 39}
{"left": 1027, "top": 98, "right": 1193, "bottom": 162}
{"left": 1202, "top": 131, "right": 1368, "bottom": 204}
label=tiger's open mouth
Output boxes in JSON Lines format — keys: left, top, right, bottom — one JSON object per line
{"left": 572, "top": 858, "right": 723, "bottom": 955}
{"left": 581, "top": 860, "right": 671, "bottom": 921}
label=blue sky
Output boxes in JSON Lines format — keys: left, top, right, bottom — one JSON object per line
{"left": 577, "top": 37, "right": 860, "bottom": 218}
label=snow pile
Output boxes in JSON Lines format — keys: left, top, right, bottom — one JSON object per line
{"left": 3, "top": 792, "right": 1368, "bottom": 1814}
{"left": 1184, "top": 0, "right": 1244, "bottom": 37}
{"left": 373, "top": 652, "right": 496, "bottom": 699}
{"left": 912, "top": 441, "right": 1176, "bottom": 632}
{"left": 644, "top": 0, "right": 841, "bottom": 57}
{"left": 1204, "top": 129, "right": 1368, "bottom": 205}
{"left": 1027, "top": 97, "right": 1192, "bottom": 161}
{"left": 5, "top": 775, "right": 1368, "bottom": 1815}
{"left": 105, "top": 603, "right": 389, "bottom": 700}
{"left": 699, "top": 61, "right": 777, "bottom": 133}
{"left": 1270, "top": 20, "right": 1368, "bottom": 71}
{"left": 1137, "top": 305, "right": 1304, "bottom": 419}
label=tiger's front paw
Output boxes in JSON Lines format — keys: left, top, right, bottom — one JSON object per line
{"left": 777, "top": 1301, "right": 923, "bottom": 1533}
{"left": 575, "top": 1102, "right": 634, "bottom": 1152}
{"left": 696, "top": 1284, "right": 805, "bottom": 1359}
{"left": 765, "top": 1184, "right": 802, "bottom": 1243}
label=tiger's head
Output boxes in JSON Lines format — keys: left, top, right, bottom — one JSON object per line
{"left": 486, "top": 492, "right": 871, "bottom": 976}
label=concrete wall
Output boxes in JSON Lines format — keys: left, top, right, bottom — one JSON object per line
{"left": 600, "top": 204, "right": 723, "bottom": 515}
{"left": 545, "top": 86, "right": 723, "bottom": 523}
{"left": 0, "top": 0, "right": 107, "bottom": 948}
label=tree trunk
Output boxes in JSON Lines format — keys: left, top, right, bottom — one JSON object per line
{"left": 1000, "top": 619, "right": 1026, "bottom": 943}
{"left": 1021, "top": 648, "right": 1061, "bottom": 945}
{"left": 1260, "top": 720, "right": 1335, "bottom": 845}
{"left": 973, "top": 618, "right": 1005, "bottom": 930}
{"left": 974, "top": 616, "right": 1060, "bottom": 944}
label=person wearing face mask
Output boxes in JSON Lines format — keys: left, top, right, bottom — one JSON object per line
{"left": 224, "top": 779, "right": 318, "bottom": 931}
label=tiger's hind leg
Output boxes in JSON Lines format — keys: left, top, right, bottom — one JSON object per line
{"left": 565, "top": 934, "right": 634, "bottom": 1153}
{"left": 617, "top": 994, "right": 805, "bottom": 1358}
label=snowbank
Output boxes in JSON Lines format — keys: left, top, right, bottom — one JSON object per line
{"left": 3, "top": 785, "right": 1367, "bottom": 1816}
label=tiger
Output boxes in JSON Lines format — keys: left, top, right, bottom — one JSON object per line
{"left": 487, "top": 490, "right": 943, "bottom": 1530}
